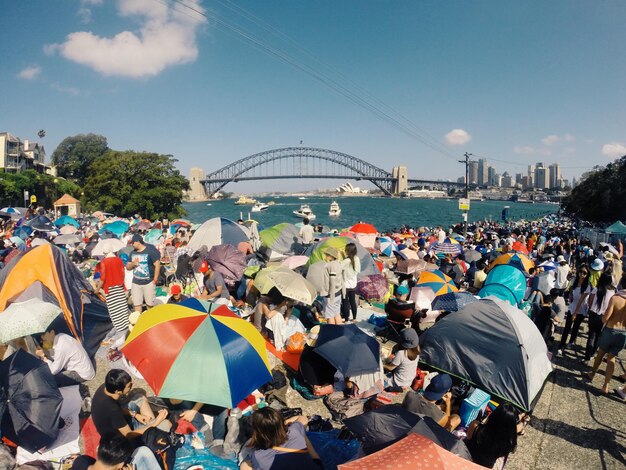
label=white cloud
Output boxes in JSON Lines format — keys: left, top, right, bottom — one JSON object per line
{"left": 17, "top": 65, "right": 41, "bottom": 80}
{"left": 50, "top": 83, "right": 83, "bottom": 97}
{"left": 513, "top": 146, "right": 536, "bottom": 155}
{"left": 77, "top": 0, "right": 103, "bottom": 23}
{"left": 563, "top": 133, "right": 575, "bottom": 142}
{"left": 45, "top": 0, "right": 206, "bottom": 78}
{"left": 444, "top": 128, "right": 472, "bottom": 146}
{"left": 602, "top": 142, "right": 626, "bottom": 158}
{"left": 512, "top": 145, "right": 551, "bottom": 156}
{"left": 541, "top": 134, "right": 560, "bottom": 146}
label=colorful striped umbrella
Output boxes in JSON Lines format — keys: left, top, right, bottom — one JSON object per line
{"left": 377, "top": 236, "right": 397, "bottom": 257}
{"left": 121, "top": 303, "right": 271, "bottom": 408}
{"left": 429, "top": 237, "right": 462, "bottom": 257}
{"left": 489, "top": 252, "right": 534, "bottom": 275}
{"left": 416, "top": 270, "right": 458, "bottom": 296}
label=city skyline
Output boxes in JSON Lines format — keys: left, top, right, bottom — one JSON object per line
{"left": 1, "top": 1, "right": 625, "bottom": 192}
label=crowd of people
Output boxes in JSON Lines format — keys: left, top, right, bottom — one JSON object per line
{"left": 0, "top": 206, "right": 624, "bottom": 469}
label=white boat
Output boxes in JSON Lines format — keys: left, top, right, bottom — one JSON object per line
{"left": 298, "top": 196, "right": 307, "bottom": 200}
{"left": 293, "top": 204, "right": 316, "bottom": 220}
{"left": 234, "top": 195, "right": 257, "bottom": 205}
{"left": 328, "top": 201, "right": 341, "bottom": 216}
{"left": 251, "top": 202, "right": 269, "bottom": 212}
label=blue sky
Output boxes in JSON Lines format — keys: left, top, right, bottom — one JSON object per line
{"left": 1, "top": 0, "right": 625, "bottom": 192}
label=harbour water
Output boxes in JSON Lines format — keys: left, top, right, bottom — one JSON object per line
{"left": 184, "top": 196, "right": 558, "bottom": 231}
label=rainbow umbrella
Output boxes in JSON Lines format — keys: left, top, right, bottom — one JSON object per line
{"left": 489, "top": 252, "right": 534, "bottom": 275}
{"left": 416, "top": 270, "right": 458, "bottom": 296}
{"left": 121, "top": 303, "right": 271, "bottom": 408}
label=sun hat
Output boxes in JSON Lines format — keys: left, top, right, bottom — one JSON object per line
{"left": 396, "top": 285, "right": 410, "bottom": 296}
{"left": 306, "top": 325, "right": 321, "bottom": 347}
{"left": 423, "top": 373, "right": 452, "bottom": 401}
{"left": 325, "top": 247, "right": 340, "bottom": 259}
{"left": 131, "top": 234, "right": 143, "bottom": 243}
{"left": 170, "top": 284, "right": 182, "bottom": 295}
{"left": 590, "top": 259, "right": 604, "bottom": 271}
{"left": 557, "top": 255, "right": 566, "bottom": 263}
{"left": 399, "top": 328, "right": 419, "bottom": 349}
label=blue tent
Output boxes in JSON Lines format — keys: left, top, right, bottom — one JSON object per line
{"left": 54, "top": 215, "right": 80, "bottom": 228}
{"left": 99, "top": 220, "right": 130, "bottom": 238}
{"left": 478, "top": 265, "right": 526, "bottom": 307}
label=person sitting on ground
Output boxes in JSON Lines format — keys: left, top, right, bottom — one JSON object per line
{"left": 473, "top": 260, "right": 488, "bottom": 291}
{"left": 239, "top": 408, "right": 321, "bottom": 470}
{"left": 35, "top": 326, "right": 95, "bottom": 387}
{"left": 385, "top": 284, "right": 424, "bottom": 333}
{"left": 91, "top": 369, "right": 170, "bottom": 440}
{"left": 199, "top": 260, "right": 231, "bottom": 305}
{"left": 402, "top": 373, "right": 461, "bottom": 431}
{"left": 464, "top": 402, "right": 519, "bottom": 468}
{"left": 384, "top": 328, "right": 420, "bottom": 391}
{"left": 70, "top": 431, "right": 160, "bottom": 470}
{"left": 162, "top": 397, "right": 228, "bottom": 444}
{"left": 585, "top": 274, "right": 626, "bottom": 394}
{"left": 167, "top": 283, "right": 189, "bottom": 304}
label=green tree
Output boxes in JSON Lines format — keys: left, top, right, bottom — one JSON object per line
{"left": 563, "top": 155, "right": 626, "bottom": 223}
{"left": 51, "top": 134, "right": 109, "bottom": 186}
{"left": 0, "top": 171, "right": 81, "bottom": 208}
{"left": 83, "top": 151, "right": 189, "bottom": 219}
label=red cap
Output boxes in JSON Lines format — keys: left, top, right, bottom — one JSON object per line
{"left": 170, "top": 284, "right": 182, "bottom": 295}
{"left": 199, "top": 260, "right": 209, "bottom": 273}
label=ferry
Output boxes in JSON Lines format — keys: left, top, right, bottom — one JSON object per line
{"left": 293, "top": 204, "right": 316, "bottom": 220}
{"left": 251, "top": 202, "right": 269, "bottom": 212}
{"left": 234, "top": 195, "right": 257, "bottom": 205}
{"left": 328, "top": 201, "right": 341, "bottom": 216}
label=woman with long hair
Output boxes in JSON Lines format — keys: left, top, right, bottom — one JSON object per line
{"left": 584, "top": 271, "right": 615, "bottom": 361}
{"left": 240, "top": 408, "right": 320, "bottom": 470}
{"left": 464, "top": 403, "right": 519, "bottom": 468}
{"left": 384, "top": 328, "right": 420, "bottom": 391}
{"left": 557, "top": 265, "right": 591, "bottom": 354}
{"left": 341, "top": 243, "right": 361, "bottom": 322}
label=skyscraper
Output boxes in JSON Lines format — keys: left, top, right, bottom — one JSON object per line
{"left": 478, "top": 159, "right": 488, "bottom": 186}
{"left": 534, "top": 163, "right": 547, "bottom": 190}
{"left": 549, "top": 163, "right": 561, "bottom": 189}
{"left": 468, "top": 160, "right": 478, "bottom": 185}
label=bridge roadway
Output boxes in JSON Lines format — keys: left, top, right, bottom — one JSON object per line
{"left": 206, "top": 174, "right": 465, "bottom": 187}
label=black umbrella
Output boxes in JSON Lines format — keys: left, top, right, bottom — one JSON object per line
{"left": 26, "top": 215, "right": 56, "bottom": 232}
{"left": 314, "top": 324, "right": 380, "bottom": 376}
{"left": 410, "top": 416, "right": 473, "bottom": 461}
{"left": 0, "top": 349, "right": 62, "bottom": 452}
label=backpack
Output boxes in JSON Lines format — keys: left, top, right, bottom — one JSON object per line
{"left": 142, "top": 428, "right": 183, "bottom": 470}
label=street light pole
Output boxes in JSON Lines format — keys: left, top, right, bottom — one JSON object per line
{"left": 459, "top": 152, "right": 472, "bottom": 237}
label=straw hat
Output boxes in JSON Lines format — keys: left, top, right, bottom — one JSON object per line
{"left": 306, "top": 325, "right": 321, "bottom": 347}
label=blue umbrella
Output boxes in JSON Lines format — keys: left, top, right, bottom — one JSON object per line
{"left": 13, "top": 226, "right": 33, "bottom": 240}
{"left": 26, "top": 216, "right": 55, "bottom": 232}
{"left": 314, "top": 324, "right": 380, "bottom": 376}
{"left": 432, "top": 292, "right": 478, "bottom": 312}
{"left": 99, "top": 220, "right": 130, "bottom": 238}
{"left": 0, "top": 207, "right": 20, "bottom": 214}
{"left": 54, "top": 215, "right": 79, "bottom": 228}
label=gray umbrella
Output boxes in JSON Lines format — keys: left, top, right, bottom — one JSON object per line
{"left": 464, "top": 249, "right": 483, "bottom": 263}
{"left": 53, "top": 234, "right": 81, "bottom": 245}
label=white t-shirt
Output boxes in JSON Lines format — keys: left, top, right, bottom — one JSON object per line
{"left": 589, "top": 288, "right": 615, "bottom": 315}
{"left": 390, "top": 350, "right": 419, "bottom": 388}
{"left": 342, "top": 257, "right": 361, "bottom": 290}
{"left": 299, "top": 225, "right": 314, "bottom": 244}
{"left": 45, "top": 333, "right": 95, "bottom": 381}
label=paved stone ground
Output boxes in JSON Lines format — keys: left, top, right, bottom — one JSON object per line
{"left": 506, "top": 337, "right": 625, "bottom": 470}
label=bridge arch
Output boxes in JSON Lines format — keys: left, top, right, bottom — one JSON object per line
{"left": 202, "top": 147, "right": 394, "bottom": 197}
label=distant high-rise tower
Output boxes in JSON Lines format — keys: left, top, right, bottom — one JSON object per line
{"left": 468, "top": 160, "right": 479, "bottom": 185}
{"left": 534, "top": 163, "right": 547, "bottom": 190}
{"left": 549, "top": 163, "right": 561, "bottom": 189}
{"left": 188, "top": 167, "right": 207, "bottom": 200}
{"left": 478, "top": 159, "right": 488, "bottom": 186}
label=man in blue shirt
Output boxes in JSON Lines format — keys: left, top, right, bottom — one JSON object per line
{"left": 126, "top": 234, "right": 161, "bottom": 314}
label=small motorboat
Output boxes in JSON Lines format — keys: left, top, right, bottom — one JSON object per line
{"left": 293, "top": 204, "right": 316, "bottom": 220}
{"left": 328, "top": 200, "right": 341, "bottom": 216}
{"left": 251, "top": 202, "right": 269, "bottom": 212}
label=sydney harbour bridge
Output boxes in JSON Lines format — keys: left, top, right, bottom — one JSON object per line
{"left": 201, "top": 147, "right": 465, "bottom": 197}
